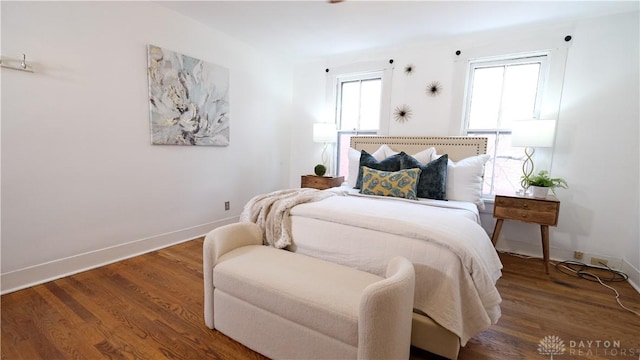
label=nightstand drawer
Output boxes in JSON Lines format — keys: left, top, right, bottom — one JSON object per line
{"left": 494, "top": 207, "right": 558, "bottom": 225}
{"left": 301, "top": 175, "right": 344, "bottom": 190}
{"left": 494, "top": 195, "right": 560, "bottom": 226}
{"left": 495, "top": 196, "right": 558, "bottom": 212}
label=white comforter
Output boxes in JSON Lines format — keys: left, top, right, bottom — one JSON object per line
{"left": 289, "top": 192, "right": 502, "bottom": 345}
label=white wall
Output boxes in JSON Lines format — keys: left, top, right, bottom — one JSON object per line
{"left": 290, "top": 60, "right": 328, "bottom": 187}
{"left": 488, "top": 11, "right": 639, "bottom": 278}
{"left": 551, "top": 10, "right": 639, "bottom": 275}
{"left": 291, "top": 11, "right": 640, "bottom": 279}
{"left": 1, "top": 2, "right": 293, "bottom": 293}
{"left": 289, "top": 41, "right": 456, "bottom": 186}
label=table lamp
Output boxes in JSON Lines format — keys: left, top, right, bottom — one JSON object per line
{"left": 313, "top": 122, "right": 337, "bottom": 169}
{"left": 511, "top": 119, "right": 557, "bottom": 190}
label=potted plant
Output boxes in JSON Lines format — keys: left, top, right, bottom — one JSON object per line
{"left": 522, "top": 170, "right": 568, "bottom": 198}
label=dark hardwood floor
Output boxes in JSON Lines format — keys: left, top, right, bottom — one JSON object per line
{"left": 2, "top": 239, "right": 639, "bottom": 359}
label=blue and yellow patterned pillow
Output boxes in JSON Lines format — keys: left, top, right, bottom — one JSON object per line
{"left": 360, "top": 167, "right": 421, "bottom": 200}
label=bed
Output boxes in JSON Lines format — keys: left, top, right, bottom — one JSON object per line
{"left": 242, "top": 136, "right": 502, "bottom": 359}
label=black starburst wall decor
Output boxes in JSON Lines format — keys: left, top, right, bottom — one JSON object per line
{"left": 427, "top": 81, "right": 442, "bottom": 96}
{"left": 393, "top": 104, "right": 413, "bottom": 123}
{"left": 404, "top": 64, "right": 414, "bottom": 75}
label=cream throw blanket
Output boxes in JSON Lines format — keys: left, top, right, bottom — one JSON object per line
{"left": 240, "top": 188, "right": 342, "bottom": 248}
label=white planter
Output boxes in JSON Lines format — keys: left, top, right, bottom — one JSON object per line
{"left": 530, "top": 186, "right": 549, "bottom": 198}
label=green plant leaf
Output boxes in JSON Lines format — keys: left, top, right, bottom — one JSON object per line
{"left": 521, "top": 170, "right": 568, "bottom": 192}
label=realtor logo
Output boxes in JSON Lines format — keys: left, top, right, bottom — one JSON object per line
{"left": 538, "top": 335, "right": 639, "bottom": 358}
{"left": 538, "top": 335, "right": 566, "bottom": 359}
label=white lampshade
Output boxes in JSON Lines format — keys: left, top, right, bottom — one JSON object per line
{"left": 511, "top": 119, "right": 557, "bottom": 148}
{"left": 313, "top": 123, "right": 337, "bottom": 143}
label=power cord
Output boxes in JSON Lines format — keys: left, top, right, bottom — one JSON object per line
{"left": 499, "top": 252, "right": 640, "bottom": 317}
{"left": 555, "top": 260, "right": 640, "bottom": 317}
{"left": 555, "top": 260, "right": 628, "bottom": 282}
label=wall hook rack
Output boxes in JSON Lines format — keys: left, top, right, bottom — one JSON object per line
{"left": 0, "top": 53, "right": 35, "bottom": 73}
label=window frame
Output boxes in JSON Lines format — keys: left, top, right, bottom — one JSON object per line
{"left": 462, "top": 52, "right": 551, "bottom": 198}
{"left": 335, "top": 71, "right": 384, "bottom": 133}
{"left": 333, "top": 71, "right": 384, "bottom": 178}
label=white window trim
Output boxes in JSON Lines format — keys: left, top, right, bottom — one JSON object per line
{"left": 448, "top": 31, "right": 572, "bottom": 199}
{"left": 462, "top": 51, "right": 553, "bottom": 198}
{"left": 449, "top": 30, "right": 572, "bottom": 136}
{"left": 324, "top": 60, "right": 393, "bottom": 135}
{"left": 335, "top": 71, "right": 384, "bottom": 132}
{"left": 463, "top": 52, "right": 551, "bottom": 133}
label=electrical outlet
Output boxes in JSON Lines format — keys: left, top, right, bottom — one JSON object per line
{"left": 224, "top": 201, "right": 230, "bottom": 211}
{"left": 590, "top": 257, "right": 608, "bottom": 267}
{"left": 574, "top": 251, "right": 584, "bottom": 260}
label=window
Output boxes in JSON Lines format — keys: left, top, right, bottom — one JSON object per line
{"left": 334, "top": 72, "right": 383, "bottom": 179}
{"left": 463, "top": 53, "right": 549, "bottom": 197}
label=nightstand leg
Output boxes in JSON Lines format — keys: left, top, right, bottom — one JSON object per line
{"left": 491, "top": 219, "right": 504, "bottom": 247}
{"left": 541, "top": 225, "right": 550, "bottom": 274}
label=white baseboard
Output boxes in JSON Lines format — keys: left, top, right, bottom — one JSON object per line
{"left": 496, "top": 239, "right": 624, "bottom": 269}
{"left": 496, "top": 239, "right": 639, "bottom": 294}
{"left": 622, "top": 259, "right": 640, "bottom": 294}
{"left": 1, "top": 217, "right": 238, "bottom": 295}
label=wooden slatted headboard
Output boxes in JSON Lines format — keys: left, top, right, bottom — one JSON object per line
{"left": 350, "top": 136, "right": 487, "bottom": 162}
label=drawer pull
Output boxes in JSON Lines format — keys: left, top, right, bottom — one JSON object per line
{"left": 522, "top": 203, "right": 528, "bottom": 208}
{"left": 521, "top": 214, "right": 528, "bottom": 218}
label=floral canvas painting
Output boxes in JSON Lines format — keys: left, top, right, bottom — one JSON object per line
{"left": 147, "top": 45, "right": 229, "bottom": 146}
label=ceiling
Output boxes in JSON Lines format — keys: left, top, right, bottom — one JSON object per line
{"left": 159, "top": 1, "right": 639, "bottom": 59}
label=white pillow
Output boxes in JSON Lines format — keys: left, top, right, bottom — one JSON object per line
{"left": 347, "top": 144, "right": 398, "bottom": 187}
{"left": 433, "top": 153, "right": 490, "bottom": 209}
{"left": 410, "top": 147, "right": 436, "bottom": 165}
{"left": 378, "top": 144, "right": 399, "bottom": 158}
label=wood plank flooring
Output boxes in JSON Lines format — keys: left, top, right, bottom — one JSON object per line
{"left": 2, "top": 239, "right": 639, "bottom": 360}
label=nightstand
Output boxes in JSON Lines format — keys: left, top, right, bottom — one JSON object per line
{"left": 301, "top": 175, "right": 344, "bottom": 190}
{"left": 492, "top": 193, "right": 560, "bottom": 274}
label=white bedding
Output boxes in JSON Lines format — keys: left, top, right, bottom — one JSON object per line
{"left": 337, "top": 186, "right": 481, "bottom": 224}
{"left": 288, "top": 190, "right": 502, "bottom": 346}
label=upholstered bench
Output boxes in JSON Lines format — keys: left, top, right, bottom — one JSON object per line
{"left": 203, "top": 222, "right": 416, "bottom": 360}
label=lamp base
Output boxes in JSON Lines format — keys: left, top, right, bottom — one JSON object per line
{"left": 520, "top": 147, "right": 535, "bottom": 189}
{"left": 321, "top": 143, "right": 328, "bottom": 167}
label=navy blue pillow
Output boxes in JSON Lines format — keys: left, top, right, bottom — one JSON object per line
{"left": 400, "top": 153, "right": 448, "bottom": 200}
{"left": 355, "top": 150, "right": 405, "bottom": 189}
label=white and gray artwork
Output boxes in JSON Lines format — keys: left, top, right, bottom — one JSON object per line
{"left": 147, "top": 45, "right": 229, "bottom": 146}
